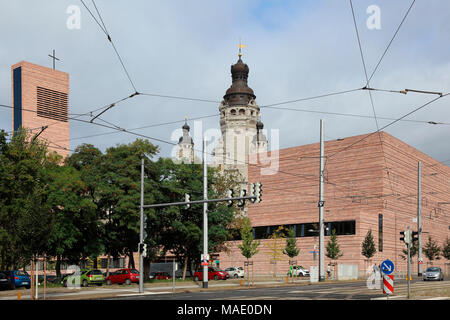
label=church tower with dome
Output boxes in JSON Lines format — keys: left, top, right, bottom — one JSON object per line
{"left": 175, "top": 49, "right": 267, "bottom": 192}
{"left": 212, "top": 50, "right": 267, "bottom": 189}
{"left": 176, "top": 119, "right": 195, "bottom": 164}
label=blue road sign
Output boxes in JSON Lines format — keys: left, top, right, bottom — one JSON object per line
{"left": 381, "top": 259, "right": 394, "bottom": 275}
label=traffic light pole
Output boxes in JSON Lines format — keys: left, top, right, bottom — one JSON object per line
{"left": 202, "top": 138, "right": 208, "bottom": 289}
{"left": 407, "top": 226, "right": 411, "bottom": 299}
{"left": 417, "top": 161, "right": 423, "bottom": 276}
{"left": 139, "top": 157, "right": 144, "bottom": 293}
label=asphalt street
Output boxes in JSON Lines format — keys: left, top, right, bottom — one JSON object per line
{"left": 105, "top": 278, "right": 450, "bottom": 300}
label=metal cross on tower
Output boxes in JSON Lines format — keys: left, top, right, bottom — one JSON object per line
{"left": 48, "top": 49, "right": 60, "bottom": 70}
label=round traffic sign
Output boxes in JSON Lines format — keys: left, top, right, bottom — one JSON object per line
{"left": 381, "top": 259, "right": 394, "bottom": 275}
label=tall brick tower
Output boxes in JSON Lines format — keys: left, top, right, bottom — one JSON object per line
{"left": 11, "top": 61, "right": 70, "bottom": 158}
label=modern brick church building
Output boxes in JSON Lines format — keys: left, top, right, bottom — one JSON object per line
{"left": 218, "top": 131, "right": 449, "bottom": 276}
{"left": 11, "top": 60, "right": 70, "bottom": 158}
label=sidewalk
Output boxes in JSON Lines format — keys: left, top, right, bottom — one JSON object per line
{"left": 0, "top": 278, "right": 310, "bottom": 300}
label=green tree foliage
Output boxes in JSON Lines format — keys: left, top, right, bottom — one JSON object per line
{"left": 423, "top": 236, "right": 441, "bottom": 262}
{"left": 326, "top": 229, "right": 343, "bottom": 262}
{"left": 283, "top": 227, "right": 300, "bottom": 259}
{"left": 149, "top": 160, "right": 235, "bottom": 276}
{"left": 399, "top": 241, "right": 418, "bottom": 262}
{"left": 0, "top": 131, "right": 239, "bottom": 276}
{"left": 98, "top": 139, "right": 159, "bottom": 268}
{"left": 0, "top": 129, "right": 56, "bottom": 269}
{"left": 442, "top": 237, "right": 450, "bottom": 261}
{"left": 238, "top": 217, "right": 260, "bottom": 260}
{"left": 361, "top": 229, "right": 376, "bottom": 260}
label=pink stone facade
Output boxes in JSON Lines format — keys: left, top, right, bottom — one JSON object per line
{"left": 11, "top": 61, "right": 70, "bottom": 158}
{"left": 217, "top": 132, "right": 450, "bottom": 276}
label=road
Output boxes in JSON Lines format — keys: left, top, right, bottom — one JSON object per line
{"left": 1, "top": 278, "right": 448, "bottom": 300}
{"left": 105, "top": 279, "right": 450, "bottom": 300}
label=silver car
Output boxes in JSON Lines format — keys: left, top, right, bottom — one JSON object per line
{"left": 423, "top": 267, "right": 444, "bottom": 281}
{"left": 224, "top": 266, "right": 244, "bottom": 279}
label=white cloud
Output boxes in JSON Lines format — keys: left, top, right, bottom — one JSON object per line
{"left": 0, "top": 0, "right": 449, "bottom": 162}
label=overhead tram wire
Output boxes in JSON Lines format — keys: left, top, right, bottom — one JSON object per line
{"left": 350, "top": 0, "right": 395, "bottom": 196}
{"left": 80, "top": 0, "right": 138, "bottom": 97}
{"left": 3, "top": 105, "right": 444, "bottom": 205}
{"left": 366, "top": 0, "right": 416, "bottom": 85}
{"left": 261, "top": 105, "right": 449, "bottom": 125}
{"left": 324, "top": 93, "right": 450, "bottom": 164}
{"left": 49, "top": 87, "right": 388, "bottom": 144}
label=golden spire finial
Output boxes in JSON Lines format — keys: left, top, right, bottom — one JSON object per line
{"left": 238, "top": 38, "right": 246, "bottom": 58}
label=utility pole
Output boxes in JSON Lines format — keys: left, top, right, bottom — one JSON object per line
{"left": 139, "top": 157, "right": 144, "bottom": 293}
{"left": 407, "top": 226, "right": 411, "bottom": 299}
{"left": 417, "top": 161, "right": 423, "bottom": 276}
{"left": 202, "top": 137, "right": 209, "bottom": 289}
{"left": 319, "top": 119, "right": 325, "bottom": 282}
{"left": 35, "top": 256, "right": 39, "bottom": 300}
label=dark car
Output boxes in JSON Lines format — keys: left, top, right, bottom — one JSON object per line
{"left": 423, "top": 267, "right": 444, "bottom": 281}
{"left": 105, "top": 268, "right": 139, "bottom": 285}
{"left": 193, "top": 267, "right": 229, "bottom": 281}
{"left": 0, "top": 271, "right": 13, "bottom": 290}
{"left": 2, "top": 270, "right": 31, "bottom": 289}
{"left": 38, "top": 275, "right": 58, "bottom": 284}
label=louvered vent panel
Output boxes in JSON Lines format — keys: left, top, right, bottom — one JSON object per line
{"left": 37, "top": 86, "right": 68, "bottom": 122}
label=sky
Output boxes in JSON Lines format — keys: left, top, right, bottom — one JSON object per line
{"left": 0, "top": 0, "right": 449, "bottom": 163}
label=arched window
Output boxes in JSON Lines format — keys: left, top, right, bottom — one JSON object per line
{"left": 230, "top": 109, "right": 236, "bottom": 115}
{"left": 239, "top": 109, "right": 245, "bottom": 115}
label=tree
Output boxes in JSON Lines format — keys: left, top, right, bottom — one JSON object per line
{"left": 238, "top": 217, "right": 260, "bottom": 282}
{"left": 361, "top": 229, "right": 376, "bottom": 260}
{"left": 443, "top": 237, "right": 450, "bottom": 261}
{"left": 423, "top": 236, "right": 441, "bottom": 263}
{"left": 151, "top": 160, "right": 235, "bottom": 278}
{"left": 99, "top": 139, "right": 159, "bottom": 269}
{"left": 283, "top": 227, "right": 300, "bottom": 259}
{"left": 399, "top": 241, "right": 419, "bottom": 262}
{"left": 283, "top": 227, "right": 299, "bottom": 280}
{"left": 264, "top": 226, "right": 286, "bottom": 277}
{"left": 0, "top": 129, "right": 57, "bottom": 270}
{"left": 46, "top": 163, "right": 100, "bottom": 278}
{"left": 326, "top": 229, "right": 343, "bottom": 262}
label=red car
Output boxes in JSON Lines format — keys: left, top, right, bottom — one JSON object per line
{"left": 105, "top": 269, "right": 139, "bottom": 285}
{"left": 193, "top": 267, "right": 229, "bottom": 281}
{"left": 152, "top": 272, "right": 172, "bottom": 280}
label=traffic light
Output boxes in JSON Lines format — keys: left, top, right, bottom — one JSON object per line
{"left": 400, "top": 230, "right": 412, "bottom": 245}
{"left": 226, "top": 189, "right": 234, "bottom": 207}
{"left": 139, "top": 243, "right": 148, "bottom": 257}
{"left": 249, "top": 183, "right": 255, "bottom": 203}
{"left": 238, "top": 188, "right": 247, "bottom": 207}
{"left": 185, "top": 193, "right": 190, "bottom": 209}
{"left": 142, "top": 244, "right": 148, "bottom": 258}
{"left": 412, "top": 231, "right": 419, "bottom": 242}
{"left": 254, "top": 182, "right": 262, "bottom": 203}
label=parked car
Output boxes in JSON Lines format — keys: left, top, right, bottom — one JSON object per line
{"left": 423, "top": 267, "right": 444, "bottom": 281}
{"left": 62, "top": 269, "right": 104, "bottom": 287}
{"left": 193, "top": 267, "right": 230, "bottom": 281}
{"left": 2, "top": 270, "right": 31, "bottom": 289}
{"left": 287, "top": 265, "right": 310, "bottom": 277}
{"left": 38, "top": 275, "right": 58, "bottom": 284}
{"left": 105, "top": 269, "right": 139, "bottom": 285}
{"left": 0, "top": 271, "right": 13, "bottom": 290}
{"left": 224, "top": 266, "right": 244, "bottom": 279}
{"left": 152, "top": 272, "right": 172, "bottom": 280}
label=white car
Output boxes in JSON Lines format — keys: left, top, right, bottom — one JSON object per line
{"left": 288, "top": 266, "right": 310, "bottom": 277}
{"left": 224, "top": 266, "right": 244, "bottom": 279}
